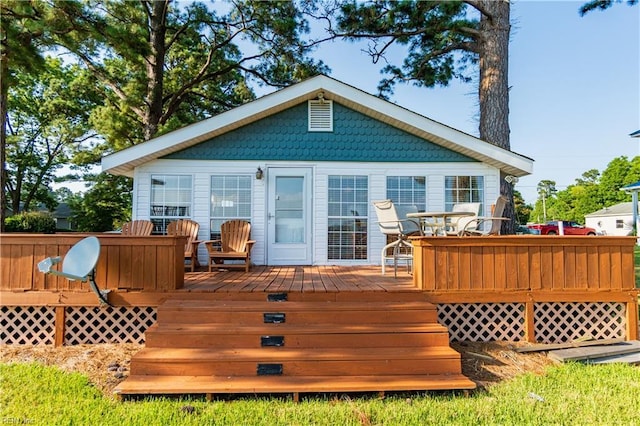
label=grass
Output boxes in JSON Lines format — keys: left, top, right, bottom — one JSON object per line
{"left": 2, "top": 362, "right": 640, "bottom": 425}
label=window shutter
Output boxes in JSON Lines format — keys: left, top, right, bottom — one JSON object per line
{"left": 308, "top": 100, "right": 333, "bottom": 132}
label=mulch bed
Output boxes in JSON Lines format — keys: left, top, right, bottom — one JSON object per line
{"left": 1, "top": 341, "right": 555, "bottom": 397}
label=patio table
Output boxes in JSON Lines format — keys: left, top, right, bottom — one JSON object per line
{"left": 406, "top": 211, "right": 475, "bottom": 236}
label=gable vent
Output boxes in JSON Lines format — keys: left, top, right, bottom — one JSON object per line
{"left": 308, "top": 99, "right": 333, "bottom": 132}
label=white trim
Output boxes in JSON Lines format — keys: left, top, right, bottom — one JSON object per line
{"left": 102, "top": 75, "right": 533, "bottom": 178}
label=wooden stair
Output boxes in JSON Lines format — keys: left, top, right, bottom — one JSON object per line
{"left": 115, "top": 293, "right": 475, "bottom": 398}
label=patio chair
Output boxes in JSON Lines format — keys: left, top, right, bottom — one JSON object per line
{"left": 167, "top": 219, "right": 201, "bottom": 272}
{"left": 447, "top": 202, "right": 481, "bottom": 236}
{"left": 372, "top": 200, "right": 423, "bottom": 277}
{"left": 204, "top": 220, "right": 255, "bottom": 272}
{"left": 121, "top": 220, "right": 154, "bottom": 236}
{"left": 460, "top": 196, "right": 509, "bottom": 236}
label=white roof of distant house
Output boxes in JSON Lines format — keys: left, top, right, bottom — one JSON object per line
{"left": 585, "top": 202, "right": 638, "bottom": 218}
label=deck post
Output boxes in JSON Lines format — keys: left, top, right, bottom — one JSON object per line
{"left": 524, "top": 299, "right": 536, "bottom": 343}
{"left": 54, "top": 306, "right": 66, "bottom": 347}
{"left": 627, "top": 294, "right": 639, "bottom": 341}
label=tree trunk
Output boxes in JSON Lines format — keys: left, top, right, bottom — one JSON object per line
{"left": 477, "top": 0, "right": 510, "bottom": 149}
{"left": 143, "top": 0, "right": 168, "bottom": 141}
{"left": 477, "top": 0, "right": 514, "bottom": 233}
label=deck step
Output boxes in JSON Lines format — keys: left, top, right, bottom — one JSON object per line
{"left": 144, "top": 323, "right": 452, "bottom": 348}
{"left": 116, "top": 296, "right": 474, "bottom": 396}
{"left": 130, "top": 346, "right": 463, "bottom": 376}
{"left": 157, "top": 300, "right": 439, "bottom": 324}
{"left": 116, "top": 374, "right": 476, "bottom": 396}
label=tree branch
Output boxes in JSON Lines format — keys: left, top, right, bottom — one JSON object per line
{"left": 463, "top": 0, "right": 495, "bottom": 20}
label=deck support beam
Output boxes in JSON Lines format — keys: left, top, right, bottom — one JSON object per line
{"left": 54, "top": 306, "right": 65, "bottom": 347}
{"left": 524, "top": 300, "right": 535, "bottom": 343}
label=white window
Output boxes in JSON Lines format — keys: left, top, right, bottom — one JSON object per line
{"left": 386, "top": 176, "right": 426, "bottom": 212}
{"left": 210, "top": 175, "right": 252, "bottom": 239}
{"left": 445, "top": 176, "right": 485, "bottom": 214}
{"left": 308, "top": 99, "right": 333, "bottom": 132}
{"left": 150, "top": 175, "right": 192, "bottom": 234}
{"left": 327, "top": 175, "right": 368, "bottom": 260}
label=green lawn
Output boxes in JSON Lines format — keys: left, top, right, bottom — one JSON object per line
{"left": 2, "top": 362, "right": 640, "bottom": 425}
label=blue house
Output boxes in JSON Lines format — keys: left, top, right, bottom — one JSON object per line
{"left": 102, "top": 75, "right": 533, "bottom": 267}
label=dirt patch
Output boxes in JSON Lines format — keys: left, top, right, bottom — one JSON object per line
{"left": 0, "top": 343, "right": 142, "bottom": 395}
{"left": 452, "top": 341, "right": 555, "bottom": 389}
{"left": 1, "top": 341, "right": 554, "bottom": 397}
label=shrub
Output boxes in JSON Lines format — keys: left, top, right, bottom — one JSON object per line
{"left": 4, "top": 211, "right": 57, "bottom": 233}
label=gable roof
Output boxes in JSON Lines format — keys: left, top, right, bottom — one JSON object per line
{"left": 585, "top": 202, "right": 636, "bottom": 218}
{"left": 102, "top": 74, "right": 533, "bottom": 177}
{"left": 621, "top": 180, "right": 640, "bottom": 192}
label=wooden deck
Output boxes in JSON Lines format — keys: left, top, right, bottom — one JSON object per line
{"left": 1, "top": 233, "right": 638, "bottom": 345}
{"left": 181, "top": 265, "right": 416, "bottom": 294}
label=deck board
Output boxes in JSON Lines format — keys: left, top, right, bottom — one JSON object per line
{"left": 116, "top": 374, "right": 476, "bottom": 395}
{"left": 181, "top": 266, "right": 416, "bottom": 293}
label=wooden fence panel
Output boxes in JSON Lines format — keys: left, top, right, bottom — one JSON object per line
{"left": 413, "top": 236, "right": 637, "bottom": 293}
{"left": 0, "top": 234, "right": 185, "bottom": 292}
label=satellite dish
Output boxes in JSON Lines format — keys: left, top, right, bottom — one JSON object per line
{"left": 38, "top": 236, "right": 111, "bottom": 306}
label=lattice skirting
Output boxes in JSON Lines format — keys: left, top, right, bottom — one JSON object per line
{"left": 1, "top": 306, "right": 56, "bottom": 345}
{"left": 438, "top": 303, "right": 525, "bottom": 342}
{"left": 65, "top": 306, "right": 156, "bottom": 345}
{"left": 534, "top": 302, "right": 626, "bottom": 343}
{"left": 438, "top": 302, "right": 629, "bottom": 343}
{"left": 1, "top": 302, "right": 630, "bottom": 345}
{"left": 1, "top": 306, "right": 156, "bottom": 345}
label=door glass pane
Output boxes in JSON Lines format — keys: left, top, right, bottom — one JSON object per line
{"left": 275, "top": 176, "right": 304, "bottom": 243}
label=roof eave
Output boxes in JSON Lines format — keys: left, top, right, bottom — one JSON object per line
{"left": 101, "top": 75, "right": 533, "bottom": 177}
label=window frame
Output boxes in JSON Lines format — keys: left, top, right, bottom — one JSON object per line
{"left": 209, "top": 174, "right": 253, "bottom": 240}
{"left": 444, "top": 175, "right": 485, "bottom": 214}
{"left": 149, "top": 174, "right": 193, "bottom": 234}
{"left": 385, "top": 176, "right": 427, "bottom": 212}
{"left": 327, "top": 175, "right": 368, "bottom": 261}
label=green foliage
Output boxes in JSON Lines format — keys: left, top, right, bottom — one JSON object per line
{"left": 67, "top": 174, "right": 132, "bottom": 232}
{"left": 335, "top": 1, "right": 476, "bottom": 97}
{"left": 54, "top": 0, "right": 327, "bottom": 149}
{"left": 4, "top": 211, "right": 56, "bottom": 233}
{"left": 580, "top": 0, "right": 638, "bottom": 15}
{"left": 531, "top": 156, "right": 640, "bottom": 224}
{"left": 4, "top": 56, "right": 101, "bottom": 214}
{"left": 2, "top": 362, "right": 640, "bottom": 425}
{"left": 512, "top": 190, "right": 532, "bottom": 225}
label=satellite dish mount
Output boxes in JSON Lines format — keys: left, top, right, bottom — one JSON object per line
{"left": 38, "top": 236, "right": 111, "bottom": 306}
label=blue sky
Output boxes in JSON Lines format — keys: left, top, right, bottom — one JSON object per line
{"left": 301, "top": 0, "right": 640, "bottom": 204}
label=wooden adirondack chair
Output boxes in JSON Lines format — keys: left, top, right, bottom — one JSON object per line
{"left": 121, "top": 220, "right": 154, "bottom": 236}
{"left": 167, "top": 219, "right": 201, "bottom": 272}
{"left": 204, "top": 220, "right": 255, "bottom": 272}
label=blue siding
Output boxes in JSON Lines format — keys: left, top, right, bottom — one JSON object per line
{"left": 165, "top": 102, "right": 476, "bottom": 163}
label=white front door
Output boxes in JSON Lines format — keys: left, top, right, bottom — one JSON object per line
{"left": 266, "top": 167, "right": 313, "bottom": 265}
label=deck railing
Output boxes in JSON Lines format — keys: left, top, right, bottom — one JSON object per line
{"left": 412, "top": 235, "right": 639, "bottom": 341}
{"left": 411, "top": 235, "right": 637, "bottom": 293}
{"left": 0, "top": 233, "right": 185, "bottom": 293}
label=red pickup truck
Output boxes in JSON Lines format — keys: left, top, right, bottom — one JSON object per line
{"left": 527, "top": 221, "right": 596, "bottom": 236}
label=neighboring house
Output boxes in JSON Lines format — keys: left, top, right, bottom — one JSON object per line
{"left": 101, "top": 75, "right": 533, "bottom": 267}
{"left": 585, "top": 202, "right": 636, "bottom": 236}
{"left": 52, "top": 203, "right": 75, "bottom": 230}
